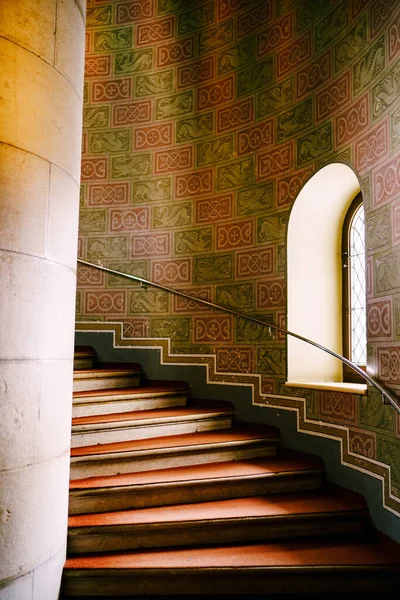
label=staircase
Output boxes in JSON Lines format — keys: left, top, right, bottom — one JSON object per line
{"left": 62, "top": 347, "right": 400, "bottom": 597}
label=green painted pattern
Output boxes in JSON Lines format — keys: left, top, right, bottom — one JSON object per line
{"left": 334, "top": 14, "right": 367, "bottom": 74}
{"left": 359, "top": 394, "right": 394, "bottom": 433}
{"left": 391, "top": 105, "right": 400, "bottom": 151}
{"left": 83, "top": 106, "right": 110, "bottom": 129}
{"left": 257, "top": 212, "right": 289, "bottom": 244}
{"left": 174, "top": 227, "right": 213, "bottom": 254}
{"left": 296, "top": 0, "right": 329, "bottom": 31}
{"left": 176, "top": 113, "right": 214, "bottom": 143}
{"left": 258, "top": 347, "right": 286, "bottom": 375}
{"left": 237, "top": 58, "right": 273, "bottom": 97}
{"left": 372, "top": 59, "right": 400, "bottom": 121}
{"left": 353, "top": 35, "right": 385, "bottom": 96}
{"left": 135, "top": 70, "right": 174, "bottom": 97}
{"left": 178, "top": 2, "right": 214, "bottom": 35}
{"left": 196, "top": 135, "right": 234, "bottom": 166}
{"left": 132, "top": 178, "right": 172, "bottom": 204}
{"left": 236, "top": 315, "right": 275, "bottom": 342}
{"left": 151, "top": 317, "right": 191, "bottom": 340}
{"left": 94, "top": 27, "right": 133, "bottom": 52}
{"left": 217, "top": 38, "right": 255, "bottom": 76}
{"left": 115, "top": 49, "right": 153, "bottom": 75}
{"left": 86, "top": 5, "right": 113, "bottom": 28}
{"left": 377, "top": 437, "right": 400, "bottom": 487}
{"left": 237, "top": 182, "right": 274, "bottom": 216}
{"left": 257, "top": 78, "right": 293, "bottom": 118}
{"left": 194, "top": 254, "right": 233, "bottom": 284}
{"left": 315, "top": 1, "right": 348, "bottom": 53}
{"left": 130, "top": 290, "right": 169, "bottom": 314}
{"left": 108, "top": 261, "right": 149, "bottom": 286}
{"left": 198, "top": 21, "right": 234, "bottom": 55}
{"left": 216, "top": 283, "right": 253, "bottom": 310}
{"left": 217, "top": 158, "right": 253, "bottom": 190}
{"left": 156, "top": 91, "right": 193, "bottom": 120}
{"left": 297, "top": 122, "right": 332, "bottom": 165}
{"left": 79, "top": 210, "right": 107, "bottom": 233}
{"left": 111, "top": 153, "right": 151, "bottom": 179}
{"left": 87, "top": 236, "right": 128, "bottom": 260}
{"left": 90, "top": 130, "right": 131, "bottom": 154}
{"left": 153, "top": 202, "right": 192, "bottom": 229}
{"left": 277, "top": 98, "right": 313, "bottom": 143}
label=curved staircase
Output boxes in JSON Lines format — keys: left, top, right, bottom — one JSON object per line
{"left": 62, "top": 347, "right": 400, "bottom": 597}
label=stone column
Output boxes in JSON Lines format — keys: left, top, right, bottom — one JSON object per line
{"left": 0, "top": 1, "right": 85, "bottom": 598}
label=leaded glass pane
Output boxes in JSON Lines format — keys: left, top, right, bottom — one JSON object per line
{"left": 349, "top": 204, "right": 366, "bottom": 365}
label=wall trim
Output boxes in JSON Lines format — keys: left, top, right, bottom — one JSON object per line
{"left": 76, "top": 321, "right": 400, "bottom": 520}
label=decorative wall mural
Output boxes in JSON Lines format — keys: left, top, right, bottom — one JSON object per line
{"left": 78, "top": 0, "right": 400, "bottom": 512}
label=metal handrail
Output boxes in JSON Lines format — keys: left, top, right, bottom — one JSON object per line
{"left": 77, "top": 258, "right": 400, "bottom": 415}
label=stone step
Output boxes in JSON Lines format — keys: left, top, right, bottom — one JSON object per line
{"left": 71, "top": 400, "right": 234, "bottom": 447}
{"left": 70, "top": 424, "right": 281, "bottom": 479}
{"left": 72, "top": 381, "right": 190, "bottom": 418}
{"left": 67, "top": 485, "right": 368, "bottom": 554}
{"left": 74, "top": 346, "right": 97, "bottom": 370}
{"left": 63, "top": 535, "right": 400, "bottom": 596}
{"left": 68, "top": 450, "right": 324, "bottom": 515}
{"left": 73, "top": 365, "right": 142, "bottom": 393}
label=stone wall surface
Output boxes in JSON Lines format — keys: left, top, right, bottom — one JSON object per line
{"left": 0, "top": 0, "right": 85, "bottom": 597}
{"left": 77, "top": 0, "right": 400, "bottom": 515}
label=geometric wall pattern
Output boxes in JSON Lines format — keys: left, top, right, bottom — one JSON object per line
{"left": 77, "top": 0, "right": 400, "bottom": 508}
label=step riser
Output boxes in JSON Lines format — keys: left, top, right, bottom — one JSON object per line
{"left": 68, "top": 473, "right": 323, "bottom": 515}
{"left": 62, "top": 569, "right": 400, "bottom": 597}
{"left": 74, "top": 359, "right": 94, "bottom": 370}
{"left": 71, "top": 417, "right": 233, "bottom": 448}
{"left": 72, "top": 395, "right": 187, "bottom": 418}
{"left": 70, "top": 443, "right": 278, "bottom": 480}
{"left": 68, "top": 515, "right": 367, "bottom": 554}
{"left": 73, "top": 376, "right": 140, "bottom": 393}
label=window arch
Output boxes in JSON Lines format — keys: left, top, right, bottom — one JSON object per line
{"left": 342, "top": 194, "right": 366, "bottom": 382}
{"left": 287, "top": 163, "right": 364, "bottom": 386}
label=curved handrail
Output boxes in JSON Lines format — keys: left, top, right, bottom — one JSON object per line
{"left": 77, "top": 258, "right": 400, "bottom": 415}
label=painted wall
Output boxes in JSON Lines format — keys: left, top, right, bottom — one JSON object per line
{"left": 77, "top": 0, "right": 400, "bottom": 518}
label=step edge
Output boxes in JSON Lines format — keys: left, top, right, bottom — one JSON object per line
{"left": 69, "top": 468, "right": 325, "bottom": 493}
{"left": 70, "top": 436, "right": 281, "bottom": 461}
{"left": 68, "top": 508, "right": 369, "bottom": 532}
{"left": 71, "top": 411, "right": 235, "bottom": 431}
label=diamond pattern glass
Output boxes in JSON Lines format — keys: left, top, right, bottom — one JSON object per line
{"left": 349, "top": 205, "right": 366, "bottom": 365}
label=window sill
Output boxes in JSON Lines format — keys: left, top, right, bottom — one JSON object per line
{"left": 285, "top": 380, "right": 368, "bottom": 395}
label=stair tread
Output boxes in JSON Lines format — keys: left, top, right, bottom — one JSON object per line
{"left": 64, "top": 535, "right": 400, "bottom": 569}
{"left": 74, "top": 346, "right": 96, "bottom": 356}
{"left": 70, "top": 450, "right": 323, "bottom": 490}
{"left": 72, "top": 399, "right": 234, "bottom": 426}
{"left": 73, "top": 380, "right": 190, "bottom": 400}
{"left": 74, "top": 365, "right": 142, "bottom": 377}
{"left": 68, "top": 485, "right": 366, "bottom": 528}
{"left": 70, "top": 423, "right": 280, "bottom": 458}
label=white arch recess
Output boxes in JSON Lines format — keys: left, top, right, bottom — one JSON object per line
{"left": 287, "top": 163, "right": 361, "bottom": 385}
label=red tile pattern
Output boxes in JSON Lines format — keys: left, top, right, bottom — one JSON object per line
{"left": 78, "top": 0, "right": 400, "bottom": 503}
{"left": 157, "top": 38, "right": 194, "bottom": 67}
{"left": 93, "top": 78, "right": 132, "bottom": 102}
{"left": 116, "top": 0, "right": 155, "bottom": 24}
{"left": 113, "top": 101, "right": 152, "bottom": 126}
{"left": 134, "top": 124, "right": 173, "bottom": 149}
{"left": 335, "top": 93, "right": 370, "bottom": 147}
{"left": 175, "top": 169, "right": 213, "bottom": 198}
{"left": 195, "top": 194, "right": 233, "bottom": 224}
{"left": 197, "top": 76, "right": 234, "bottom": 110}
{"left": 194, "top": 316, "right": 232, "bottom": 342}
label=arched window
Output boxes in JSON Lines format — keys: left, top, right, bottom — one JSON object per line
{"left": 287, "top": 163, "right": 366, "bottom": 391}
{"left": 342, "top": 193, "right": 366, "bottom": 382}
